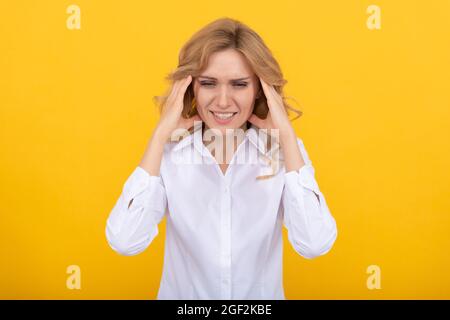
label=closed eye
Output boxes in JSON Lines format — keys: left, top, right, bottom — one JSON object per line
{"left": 199, "top": 81, "right": 248, "bottom": 88}
{"left": 199, "top": 81, "right": 215, "bottom": 87}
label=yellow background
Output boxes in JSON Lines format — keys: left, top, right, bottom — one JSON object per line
{"left": 1, "top": 0, "right": 449, "bottom": 299}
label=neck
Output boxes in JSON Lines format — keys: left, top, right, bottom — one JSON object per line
{"left": 202, "top": 122, "right": 250, "bottom": 162}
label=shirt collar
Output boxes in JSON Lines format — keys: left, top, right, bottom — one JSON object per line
{"left": 172, "top": 121, "right": 281, "bottom": 159}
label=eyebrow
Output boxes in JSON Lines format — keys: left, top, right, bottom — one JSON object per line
{"left": 198, "top": 76, "right": 251, "bottom": 81}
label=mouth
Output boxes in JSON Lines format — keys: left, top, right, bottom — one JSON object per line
{"left": 209, "top": 110, "right": 238, "bottom": 125}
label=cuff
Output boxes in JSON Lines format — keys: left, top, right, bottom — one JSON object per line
{"left": 284, "top": 164, "right": 320, "bottom": 195}
{"left": 123, "top": 166, "right": 164, "bottom": 205}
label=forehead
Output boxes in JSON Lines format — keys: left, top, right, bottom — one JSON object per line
{"left": 200, "top": 49, "right": 254, "bottom": 79}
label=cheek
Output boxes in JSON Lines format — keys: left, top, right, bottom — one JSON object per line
{"left": 194, "top": 88, "right": 211, "bottom": 109}
{"left": 235, "top": 90, "right": 256, "bottom": 113}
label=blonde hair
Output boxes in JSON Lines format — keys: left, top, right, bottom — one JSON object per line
{"left": 154, "top": 17, "right": 303, "bottom": 179}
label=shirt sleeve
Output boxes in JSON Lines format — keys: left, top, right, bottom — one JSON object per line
{"left": 281, "top": 138, "right": 338, "bottom": 259}
{"left": 105, "top": 166, "right": 168, "bottom": 256}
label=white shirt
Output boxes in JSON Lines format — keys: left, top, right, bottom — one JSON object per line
{"left": 105, "top": 123, "right": 337, "bottom": 300}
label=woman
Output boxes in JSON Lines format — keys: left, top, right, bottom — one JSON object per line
{"left": 105, "top": 17, "right": 337, "bottom": 300}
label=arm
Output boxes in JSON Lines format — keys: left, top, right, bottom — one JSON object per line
{"left": 105, "top": 75, "right": 198, "bottom": 256}
{"left": 106, "top": 124, "right": 171, "bottom": 256}
{"left": 249, "top": 77, "right": 337, "bottom": 259}
{"left": 105, "top": 152, "right": 168, "bottom": 256}
{"left": 281, "top": 136, "right": 338, "bottom": 259}
{"left": 105, "top": 128, "right": 169, "bottom": 256}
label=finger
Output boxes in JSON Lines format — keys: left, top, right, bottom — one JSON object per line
{"left": 261, "top": 77, "right": 282, "bottom": 100}
{"left": 259, "top": 77, "right": 277, "bottom": 96}
{"left": 169, "top": 75, "right": 191, "bottom": 100}
{"left": 259, "top": 78, "right": 278, "bottom": 105}
{"left": 166, "top": 76, "right": 192, "bottom": 111}
{"left": 261, "top": 80, "right": 286, "bottom": 114}
{"left": 169, "top": 78, "right": 184, "bottom": 99}
{"left": 171, "top": 76, "right": 192, "bottom": 110}
{"left": 259, "top": 77, "right": 270, "bottom": 99}
{"left": 163, "top": 82, "right": 181, "bottom": 112}
{"left": 176, "top": 75, "right": 192, "bottom": 102}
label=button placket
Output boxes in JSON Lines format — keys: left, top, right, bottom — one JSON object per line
{"left": 220, "top": 179, "right": 232, "bottom": 299}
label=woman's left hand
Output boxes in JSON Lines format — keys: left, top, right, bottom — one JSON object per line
{"left": 248, "top": 77, "right": 305, "bottom": 171}
{"left": 248, "top": 78, "right": 294, "bottom": 137}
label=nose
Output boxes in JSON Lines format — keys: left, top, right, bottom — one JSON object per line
{"left": 217, "top": 85, "right": 231, "bottom": 109}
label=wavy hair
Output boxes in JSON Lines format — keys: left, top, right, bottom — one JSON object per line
{"left": 154, "top": 17, "right": 303, "bottom": 179}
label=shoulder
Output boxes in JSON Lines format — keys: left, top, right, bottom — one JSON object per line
{"left": 162, "top": 140, "right": 178, "bottom": 155}
{"left": 160, "top": 140, "right": 180, "bottom": 165}
{"left": 160, "top": 137, "right": 195, "bottom": 172}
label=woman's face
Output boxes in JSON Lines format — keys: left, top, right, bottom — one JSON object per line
{"left": 193, "top": 48, "right": 260, "bottom": 134}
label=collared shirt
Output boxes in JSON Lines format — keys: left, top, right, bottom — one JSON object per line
{"left": 105, "top": 123, "right": 337, "bottom": 300}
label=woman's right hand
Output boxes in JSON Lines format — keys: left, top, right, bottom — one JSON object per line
{"left": 154, "top": 75, "right": 201, "bottom": 142}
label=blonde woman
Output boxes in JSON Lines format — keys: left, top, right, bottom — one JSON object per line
{"left": 105, "top": 17, "right": 337, "bottom": 300}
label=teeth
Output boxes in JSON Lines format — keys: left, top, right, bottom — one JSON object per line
{"left": 213, "top": 112, "right": 235, "bottom": 120}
